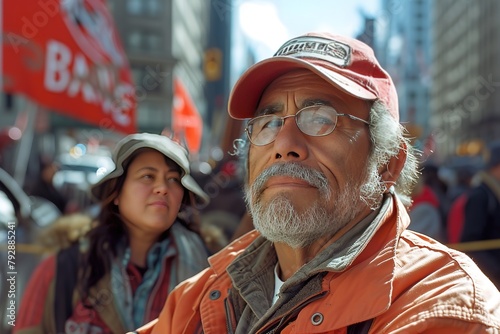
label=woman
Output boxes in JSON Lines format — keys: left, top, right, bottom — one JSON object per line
{"left": 15, "top": 133, "right": 210, "bottom": 334}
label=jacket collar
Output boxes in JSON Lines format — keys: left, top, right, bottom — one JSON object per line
{"left": 292, "top": 194, "right": 411, "bottom": 330}
{"left": 208, "top": 194, "right": 410, "bottom": 329}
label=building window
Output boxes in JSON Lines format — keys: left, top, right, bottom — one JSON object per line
{"left": 131, "top": 68, "right": 143, "bottom": 86}
{"left": 128, "top": 31, "right": 142, "bottom": 50}
{"left": 126, "top": 0, "right": 142, "bottom": 15}
{"left": 146, "top": 34, "right": 162, "bottom": 51}
{"left": 127, "top": 30, "right": 164, "bottom": 53}
{"left": 126, "top": 0, "right": 162, "bottom": 16}
{"left": 132, "top": 65, "right": 164, "bottom": 96}
{"left": 146, "top": 0, "right": 162, "bottom": 16}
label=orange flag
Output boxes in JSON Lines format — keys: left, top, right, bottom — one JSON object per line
{"left": 172, "top": 78, "right": 203, "bottom": 154}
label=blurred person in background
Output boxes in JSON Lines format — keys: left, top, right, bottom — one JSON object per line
{"left": 27, "top": 156, "right": 69, "bottom": 213}
{"left": 132, "top": 32, "right": 500, "bottom": 333}
{"left": 421, "top": 162, "right": 450, "bottom": 224}
{"left": 446, "top": 165, "right": 475, "bottom": 243}
{"left": 194, "top": 156, "right": 247, "bottom": 253}
{"left": 448, "top": 166, "right": 475, "bottom": 203}
{"left": 460, "top": 141, "right": 500, "bottom": 288}
{"left": 15, "top": 133, "right": 210, "bottom": 334}
{"left": 408, "top": 173, "right": 446, "bottom": 242}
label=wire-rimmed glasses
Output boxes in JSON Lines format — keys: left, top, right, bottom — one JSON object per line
{"left": 245, "top": 105, "right": 370, "bottom": 146}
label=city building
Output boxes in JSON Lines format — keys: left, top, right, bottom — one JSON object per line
{"left": 107, "top": 0, "right": 210, "bottom": 136}
{"left": 378, "top": 0, "right": 433, "bottom": 157}
{"left": 431, "top": 0, "right": 500, "bottom": 161}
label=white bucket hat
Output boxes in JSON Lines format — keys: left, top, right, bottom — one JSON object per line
{"left": 90, "top": 133, "right": 209, "bottom": 206}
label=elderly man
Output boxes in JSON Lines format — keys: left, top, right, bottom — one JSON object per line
{"left": 133, "top": 32, "right": 500, "bottom": 333}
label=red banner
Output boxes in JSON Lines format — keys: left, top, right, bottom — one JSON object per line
{"left": 172, "top": 78, "right": 202, "bottom": 154}
{"left": 2, "top": 0, "right": 136, "bottom": 134}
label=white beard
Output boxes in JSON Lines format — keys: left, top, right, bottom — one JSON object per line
{"left": 245, "top": 162, "right": 381, "bottom": 248}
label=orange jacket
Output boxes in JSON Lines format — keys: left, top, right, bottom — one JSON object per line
{"left": 134, "top": 195, "right": 500, "bottom": 333}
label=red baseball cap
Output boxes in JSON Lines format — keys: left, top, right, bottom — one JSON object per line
{"left": 228, "top": 32, "right": 399, "bottom": 121}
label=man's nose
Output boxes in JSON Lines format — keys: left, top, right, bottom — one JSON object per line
{"left": 272, "top": 116, "right": 309, "bottom": 161}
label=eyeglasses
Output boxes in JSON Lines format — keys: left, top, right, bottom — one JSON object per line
{"left": 245, "top": 105, "right": 370, "bottom": 146}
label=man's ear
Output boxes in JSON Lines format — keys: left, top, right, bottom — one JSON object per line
{"left": 380, "top": 142, "right": 407, "bottom": 192}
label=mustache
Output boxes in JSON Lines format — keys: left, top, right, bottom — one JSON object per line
{"left": 250, "top": 162, "right": 329, "bottom": 197}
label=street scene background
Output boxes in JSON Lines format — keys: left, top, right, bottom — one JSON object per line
{"left": 1, "top": 0, "right": 500, "bottom": 333}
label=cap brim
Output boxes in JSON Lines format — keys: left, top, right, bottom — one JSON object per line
{"left": 228, "top": 56, "right": 377, "bottom": 119}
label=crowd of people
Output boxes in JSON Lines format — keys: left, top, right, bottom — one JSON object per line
{"left": 4, "top": 31, "right": 500, "bottom": 333}
{"left": 406, "top": 143, "right": 500, "bottom": 288}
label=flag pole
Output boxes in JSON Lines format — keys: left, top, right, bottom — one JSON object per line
{"left": 0, "top": 0, "right": 4, "bottom": 124}
{"left": 12, "top": 99, "right": 36, "bottom": 187}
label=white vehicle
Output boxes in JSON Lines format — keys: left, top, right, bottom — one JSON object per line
{"left": 54, "top": 152, "right": 115, "bottom": 209}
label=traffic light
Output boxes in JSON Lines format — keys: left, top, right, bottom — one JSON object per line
{"left": 204, "top": 48, "right": 222, "bottom": 81}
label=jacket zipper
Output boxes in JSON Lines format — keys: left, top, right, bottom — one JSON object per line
{"left": 224, "top": 297, "right": 236, "bottom": 334}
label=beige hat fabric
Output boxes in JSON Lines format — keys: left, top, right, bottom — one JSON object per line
{"left": 90, "top": 133, "right": 209, "bottom": 206}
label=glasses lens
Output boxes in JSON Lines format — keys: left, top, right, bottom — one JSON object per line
{"left": 296, "top": 105, "right": 338, "bottom": 136}
{"left": 246, "top": 106, "right": 339, "bottom": 145}
{"left": 248, "top": 115, "right": 283, "bottom": 145}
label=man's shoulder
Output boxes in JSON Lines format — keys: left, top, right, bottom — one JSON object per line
{"left": 465, "top": 181, "right": 499, "bottom": 203}
{"left": 376, "top": 231, "right": 500, "bottom": 328}
{"left": 466, "top": 182, "right": 499, "bottom": 214}
{"left": 397, "top": 230, "right": 482, "bottom": 276}
{"left": 396, "top": 231, "right": 500, "bottom": 307}
{"left": 471, "top": 182, "right": 493, "bottom": 196}
{"left": 373, "top": 230, "right": 484, "bottom": 305}
{"left": 208, "top": 230, "right": 260, "bottom": 269}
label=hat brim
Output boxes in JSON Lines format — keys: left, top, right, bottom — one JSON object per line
{"left": 91, "top": 168, "right": 209, "bottom": 207}
{"left": 90, "top": 134, "right": 209, "bottom": 207}
{"left": 228, "top": 56, "right": 377, "bottom": 119}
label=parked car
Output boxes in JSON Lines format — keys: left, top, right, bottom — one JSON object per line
{"left": 54, "top": 151, "right": 115, "bottom": 210}
{"left": 0, "top": 167, "right": 61, "bottom": 333}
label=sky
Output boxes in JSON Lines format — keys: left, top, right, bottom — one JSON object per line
{"left": 238, "top": 0, "right": 381, "bottom": 61}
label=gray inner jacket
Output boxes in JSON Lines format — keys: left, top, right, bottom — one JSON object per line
{"left": 225, "top": 196, "right": 388, "bottom": 334}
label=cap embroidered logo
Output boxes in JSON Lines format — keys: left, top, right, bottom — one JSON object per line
{"left": 274, "top": 36, "right": 351, "bottom": 67}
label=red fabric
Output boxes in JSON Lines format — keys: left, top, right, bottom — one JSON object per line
{"left": 15, "top": 253, "right": 174, "bottom": 333}
{"left": 64, "top": 259, "right": 173, "bottom": 333}
{"left": 447, "top": 194, "right": 467, "bottom": 244}
{"left": 127, "top": 257, "right": 173, "bottom": 322}
{"left": 15, "top": 256, "right": 56, "bottom": 330}
{"left": 411, "top": 185, "right": 440, "bottom": 209}
{"left": 2, "top": 0, "right": 136, "bottom": 134}
{"left": 227, "top": 32, "right": 399, "bottom": 121}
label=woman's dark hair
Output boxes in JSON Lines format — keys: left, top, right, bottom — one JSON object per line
{"left": 79, "top": 148, "right": 200, "bottom": 303}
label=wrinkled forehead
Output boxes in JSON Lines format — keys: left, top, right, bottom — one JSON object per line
{"left": 256, "top": 69, "right": 374, "bottom": 116}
